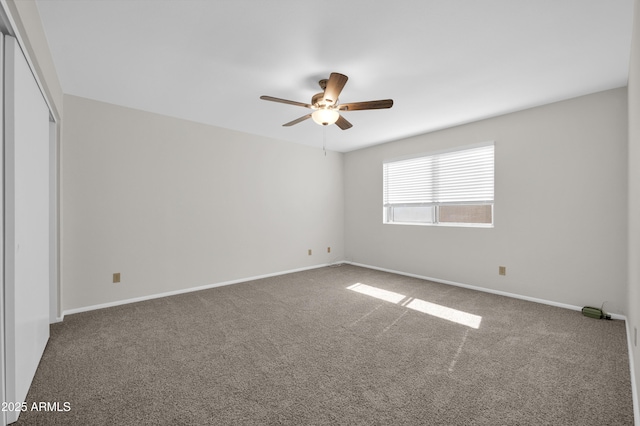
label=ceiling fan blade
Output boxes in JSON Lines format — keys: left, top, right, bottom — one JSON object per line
{"left": 335, "top": 115, "right": 353, "bottom": 130}
{"left": 260, "top": 95, "right": 312, "bottom": 109}
{"left": 283, "top": 114, "right": 312, "bottom": 127}
{"left": 323, "top": 73, "right": 348, "bottom": 105}
{"left": 338, "top": 99, "right": 394, "bottom": 111}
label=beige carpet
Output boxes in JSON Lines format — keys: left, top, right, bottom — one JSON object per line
{"left": 15, "top": 265, "right": 633, "bottom": 425}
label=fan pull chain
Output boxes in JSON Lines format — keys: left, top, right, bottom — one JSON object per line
{"left": 323, "top": 126, "right": 327, "bottom": 156}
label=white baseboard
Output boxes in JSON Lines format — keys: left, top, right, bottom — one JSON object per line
{"left": 625, "top": 319, "right": 640, "bottom": 426}
{"left": 345, "top": 261, "right": 628, "bottom": 317}
{"left": 62, "top": 260, "right": 623, "bottom": 319}
{"left": 62, "top": 263, "right": 332, "bottom": 317}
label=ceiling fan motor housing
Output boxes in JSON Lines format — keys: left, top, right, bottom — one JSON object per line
{"left": 312, "top": 92, "right": 327, "bottom": 107}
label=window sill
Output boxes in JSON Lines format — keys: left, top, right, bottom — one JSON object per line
{"left": 383, "top": 221, "right": 494, "bottom": 229}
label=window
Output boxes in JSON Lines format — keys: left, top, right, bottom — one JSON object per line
{"left": 383, "top": 143, "right": 494, "bottom": 226}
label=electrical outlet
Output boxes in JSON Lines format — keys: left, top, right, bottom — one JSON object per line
{"left": 327, "top": 247, "right": 331, "bottom": 253}
{"left": 113, "top": 273, "right": 121, "bottom": 283}
{"left": 308, "top": 249, "right": 312, "bottom": 256}
{"left": 499, "top": 266, "right": 506, "bottom": 276}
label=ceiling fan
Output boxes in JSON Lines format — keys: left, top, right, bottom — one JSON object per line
{"left": 260, "top": 72, "right": 393, "bottom": 130}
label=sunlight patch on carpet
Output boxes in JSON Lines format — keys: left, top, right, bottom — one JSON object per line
{"left": 346, "top": 283, "right": 406, "bottom": 303}
{"left": 347, "top": 283, "right": 482, "bottom": 329}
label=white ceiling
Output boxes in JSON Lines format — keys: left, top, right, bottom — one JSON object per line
{"left": 35, "top": 0, "right": 634, "bottom": 152}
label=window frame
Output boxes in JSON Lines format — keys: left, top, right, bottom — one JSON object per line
{"left": 383, "top": 142, "right": 495, "bottom": 228}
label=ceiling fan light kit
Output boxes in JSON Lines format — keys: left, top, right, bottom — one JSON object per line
{"left": 311, "top": 108, "right": 339, "bottom": 126}
{"left": 260, "top": 72, "right": 393, "bottom": 130}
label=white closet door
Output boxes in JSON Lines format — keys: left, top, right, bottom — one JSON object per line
{"left": 3, "top": 35, "right": 50, "bottom": 424}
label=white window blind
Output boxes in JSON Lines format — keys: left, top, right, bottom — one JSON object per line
{"left": 383, "top": 144, "right": 494, "bottom": 225}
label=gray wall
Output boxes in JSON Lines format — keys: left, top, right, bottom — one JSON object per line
{"left": 628, "top": 0, "right": 640, "bottom": 411}
{"left": 344, "top": 88, "right": 628, "bottom": 313}
{"left": 61, "top": 95, "right": 344, "bottom": 311}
